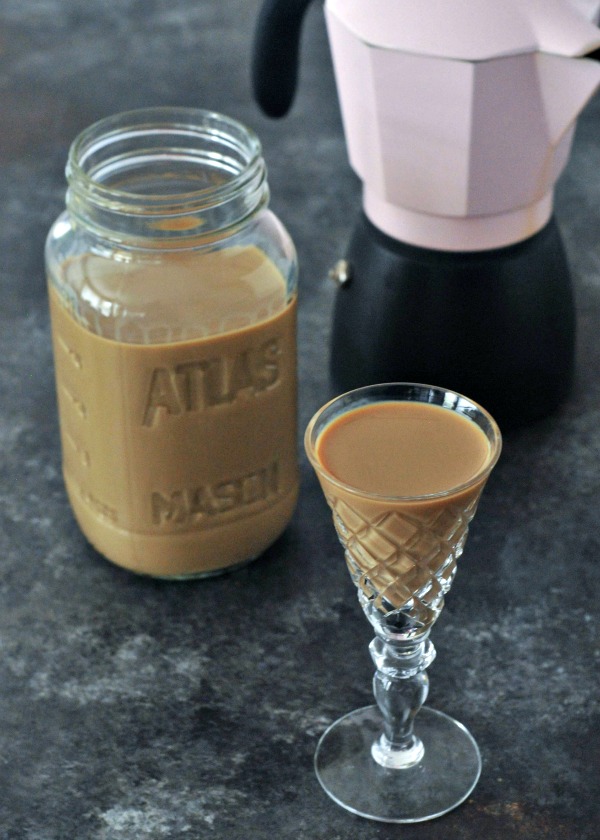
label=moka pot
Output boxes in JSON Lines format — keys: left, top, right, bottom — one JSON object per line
{"left": 252, "top": 0, "right": 600, "bottom": 426}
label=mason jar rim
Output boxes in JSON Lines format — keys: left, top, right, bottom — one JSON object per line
{"left": 66, "top": 106, "right": 265, "bottom": 212}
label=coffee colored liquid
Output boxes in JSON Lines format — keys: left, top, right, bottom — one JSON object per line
{"left": 314, "top": 401, "right": 492, "bottom": 609}
{"left": 316, "top": 401, "right": 491, "bottom": 498}
{"left": 48, "top": 246, "right": 298, "bottom": 577}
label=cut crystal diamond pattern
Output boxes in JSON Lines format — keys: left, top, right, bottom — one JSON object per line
{"left": 327, "top": 492, "right": 481, "bottom": 628}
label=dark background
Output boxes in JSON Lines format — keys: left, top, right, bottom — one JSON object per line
{"left": 1, "top": 2, "right": 599, "bottom": 837}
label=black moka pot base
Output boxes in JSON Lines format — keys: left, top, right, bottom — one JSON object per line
{"left": 330, "top": 214, "right": 575, "bottom": 429}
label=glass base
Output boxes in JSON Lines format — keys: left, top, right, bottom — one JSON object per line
{"left": 314, "top": 705, "right": 481, "bottom": 823}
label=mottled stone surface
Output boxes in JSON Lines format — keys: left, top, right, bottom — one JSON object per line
{"left": 1, "top": 2, "right": 599, "bottom": 838}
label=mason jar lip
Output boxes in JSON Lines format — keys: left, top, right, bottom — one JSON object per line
{"left": 304, "top": 382, "right": 502, "bottom": 503}
{"left": 66, "top": 106, "right": 265, "bottom": 212}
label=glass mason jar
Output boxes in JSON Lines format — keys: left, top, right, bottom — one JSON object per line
{"left": 45, "top": 107, "right": 299, "bottom": 578}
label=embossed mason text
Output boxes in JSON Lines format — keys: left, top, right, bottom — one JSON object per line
{"left": 151, "top": 461, "right": 280, "bottom": 526}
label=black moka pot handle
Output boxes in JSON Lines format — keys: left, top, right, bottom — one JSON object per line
{"left": 252, "top": 0, "right": 316, "bottom": 117}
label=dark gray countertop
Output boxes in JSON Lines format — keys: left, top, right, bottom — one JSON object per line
{"left": 1, "top": 2, "right": 599, "bottom": 838}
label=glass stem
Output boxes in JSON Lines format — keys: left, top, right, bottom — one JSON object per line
{"left": 369, "top": 633, "right": 436, "bottom": 769}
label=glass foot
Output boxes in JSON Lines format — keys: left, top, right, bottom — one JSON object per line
{"left": 314, "top": 705, "right": 481, "bottom": 823}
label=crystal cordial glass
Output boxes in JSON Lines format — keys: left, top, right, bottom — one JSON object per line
{"left": 304, "top": 383, "right": 502, "bottom": 822}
